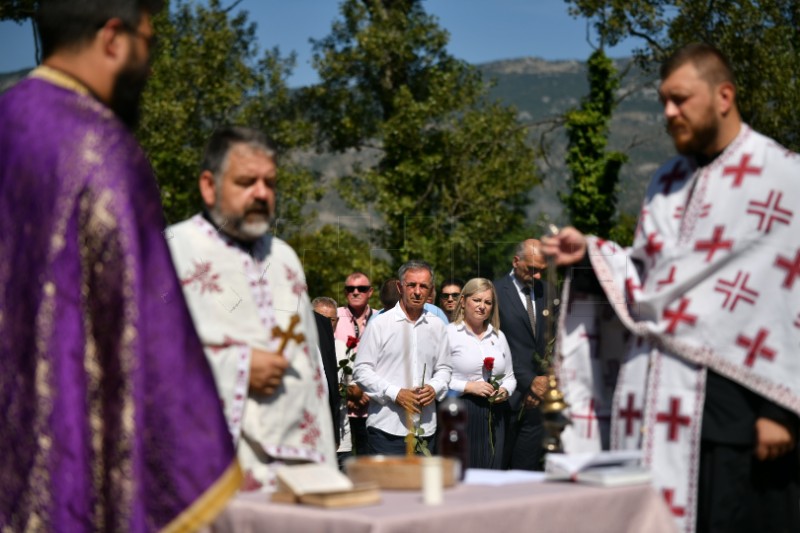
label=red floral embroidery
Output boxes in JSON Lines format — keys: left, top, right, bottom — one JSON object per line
{"left": 315, "top": 367, "right": 325, "bottom": 399}
{"left": 208, "top": 335, "right": 246, "bottom": 354}
{"left": 240, "top": 469, "right": 263, "bottom": 492}
{"left": 181, "top": 260, "right": 223, "bottom": 294}
{"left": 284, "top": 265, "right": 308, "bottom": 296}
{"left": 300, "top": 409, "right": 321, "bottom": 447}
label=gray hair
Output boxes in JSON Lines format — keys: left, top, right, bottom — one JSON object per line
{"left": 312, "top": 296, "right": 338, "bottom": 310}
{"left": 201, "top": 126, "right": 277, "bottom": 186}
{"left": 397, "top": 260, "right": 435, "bottom": 287}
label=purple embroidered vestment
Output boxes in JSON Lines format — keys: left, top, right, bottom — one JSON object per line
{"left": 0, "top": 68, "right": 241, "bottom": 531}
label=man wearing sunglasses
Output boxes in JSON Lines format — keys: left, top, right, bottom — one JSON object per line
{"left": 439, "top": 278, "right": 465, "bottom": 323}
{"left": 334, "top": 272, "right": 375, "bottom": 456}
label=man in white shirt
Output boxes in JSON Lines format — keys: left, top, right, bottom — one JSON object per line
{"left": 353, "top": 260, "right": 452, "bottom": 455}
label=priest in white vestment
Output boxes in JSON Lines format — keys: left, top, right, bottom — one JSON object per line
{"left": 167, "top": 126, "right": 336, "bottom": 488}
{"left": 544, "top": 44, "right": 799, "bottom": 533}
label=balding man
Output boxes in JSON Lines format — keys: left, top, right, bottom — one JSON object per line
{"left": 494, "top": 239, "right": 553, "bottom": 470}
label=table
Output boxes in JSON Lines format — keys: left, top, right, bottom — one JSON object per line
{"left": 210, "top": 478, "right": 677, "bottom": 533}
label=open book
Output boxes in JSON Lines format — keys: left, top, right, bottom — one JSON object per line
{"left": 271, "top": 464, "right": 381, "bottom": 507}
{"left": 545, "top": 450, "right": 652, "bottom": 487}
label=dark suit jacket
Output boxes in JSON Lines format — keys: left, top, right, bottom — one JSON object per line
{"left": 314, "top": 311, "right": 341, "bottom": 446}
{"left": 494, "top": 274, "right": 551, "bottom": 412}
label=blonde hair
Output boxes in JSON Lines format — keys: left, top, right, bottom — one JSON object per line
{"left": 452, "top": 277, "right": 500, "bottom": 331}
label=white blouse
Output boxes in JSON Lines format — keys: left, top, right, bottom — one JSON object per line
{"left": 447, "top": 322, "right": 517, "bottom": 396}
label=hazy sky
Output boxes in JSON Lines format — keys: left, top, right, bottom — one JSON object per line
{"left": 0, "top": 0, "right": 638, "bottom": 87}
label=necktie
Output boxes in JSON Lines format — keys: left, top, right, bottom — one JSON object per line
{"left": 523, "top": 286, "right": 536, "bottom": 335}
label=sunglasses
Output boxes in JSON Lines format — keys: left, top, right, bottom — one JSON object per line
{"left": 440, "top": 293, "right": 460, "bottom": 300}
{"left": 345, "top": 285, "right": 371, "bottom": 293}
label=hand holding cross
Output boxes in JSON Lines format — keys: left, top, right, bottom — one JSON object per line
{"left": 271, "top": 314, "right": 305, "bottom": 355}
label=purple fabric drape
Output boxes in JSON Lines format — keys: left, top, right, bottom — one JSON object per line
{"left": 0, "top": 70, "right": 239, "bottom": 532}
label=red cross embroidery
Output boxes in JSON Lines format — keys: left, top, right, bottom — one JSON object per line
{"left": 619, "top": 393, "right": 643, "bottom": 436}
{"left": 747, "top": 190, "right": 793, "bottom": 233}
{"left": 656, "top": 397, "right": 691, "bottom": 442}
{"left": 663, "top": 298, "right": 697, "bottom": 334}
{"left": 656, "top": 266, "right": 676, "bottom": 290}
{"left": 645, "top": 232, "right": 663, "bottom": 258}
{"left": 662, "top": 488, "right": 686, "bottom": 517}
{"left": 625, "top": 278, "right": 641, "bottom": 302}
{"left": 713, "top": 271, "right": 759, "bottom": 311}
{"left": 694, "top": 226, "right": 733, "bottom": 262}
{"left": 722, "top": 153, "right": 762, "bottom": 188}
{"left": 571, "top": 399, "right": 609, "bottom": 439}
{"left": 737, "top": 328, "right": 776, "bottom": 368}
{"left": 673, "top": 206, "right": 684, "bottom": 219}
{"left": 774, "top": 250, "right": 800, "bottom": 289}
{"left": 659, "top": 161, "right": 687, "bottom": 194}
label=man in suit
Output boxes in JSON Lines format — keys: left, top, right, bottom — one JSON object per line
{"left": 494, "top": 239, "right": 551, "bottom": 470}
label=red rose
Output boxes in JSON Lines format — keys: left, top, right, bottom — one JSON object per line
{"left": 346, "top": 335, "right": 359, "bottom": 350}
{"left": 483, "top": 357, "right": 494, "bottom": 372}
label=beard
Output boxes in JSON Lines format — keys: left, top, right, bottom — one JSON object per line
{"left": 109, "top": 50, "right": 150, "bottom": 129}
{"left": 668, "top": 111, "right": 719, "bottom": 158}
{"left": 209, "top": 200, "right": 273, "bottom": 242}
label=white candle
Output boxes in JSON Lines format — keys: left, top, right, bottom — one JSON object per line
{"left": 421, "top": 456, "right": 444, "bottom": 505}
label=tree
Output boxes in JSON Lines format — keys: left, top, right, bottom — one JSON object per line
{"left": 561, "top": 49, "right": 629, "bottom": 241}
{"left": 0, "top": 0, "right": 36, "bottom": 23}
{"left": 308, "top": 0, "right": 539, "bottom": 280}
{"left": 139, "top": 0, "right": 319, "bottom": 230}
{"left": 566, "top": 0, "right": 800, "bottom": 151}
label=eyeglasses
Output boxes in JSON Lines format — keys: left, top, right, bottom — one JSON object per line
{"left": 345, "top": 285, "right": 371, "bottom": 293}
{"left": 440, "top": 293, "right": 460, "bottom": 300}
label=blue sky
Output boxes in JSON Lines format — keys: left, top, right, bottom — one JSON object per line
{"left": 0, "top": 0, "right": 637, "bottom": 87}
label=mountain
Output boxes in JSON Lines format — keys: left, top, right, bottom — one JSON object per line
{"left": 479, "top": 56, "right": 672, "bottom": 221}
{"left": 1, "top": 56, "right": 673, "bottom": 228}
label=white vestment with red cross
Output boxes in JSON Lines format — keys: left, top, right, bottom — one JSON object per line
{"left": 557, "top": 125, "right": 800, "bottom": 533}
{"left": 167, "top": 214, "right": 336, "bottom": 488}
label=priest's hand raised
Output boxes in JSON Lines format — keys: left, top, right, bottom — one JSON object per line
{"left": 249, "top": 348, "right": 289, "bottom": 397}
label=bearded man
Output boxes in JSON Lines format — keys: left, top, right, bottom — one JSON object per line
{"left": 166, "top": 126, "right": 336, "bottom": 488}
{"left": 0, "top": 1, "right": 239, "bottom": 530}
{"left": 545, "top": 43, "right": 800, "bottom": 533}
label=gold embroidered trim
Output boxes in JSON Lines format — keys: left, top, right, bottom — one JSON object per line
{"left": 160, "top": 460, "right": 243, "bottom": 533}
{"left": 30, "top": 65, "right": 90, "bottom": 96}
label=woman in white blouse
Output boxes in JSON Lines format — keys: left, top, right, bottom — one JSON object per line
{"left": 447, "top": 278, "right": 516, "bottom": 469}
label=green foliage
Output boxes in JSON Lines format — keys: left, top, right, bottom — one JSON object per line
{"left": 566, "top": 0, "right": 800, "bottom": 152}
{"left": 309, "top": 0, "right": 539, "bottom": 281}
{"left": 138, "top": 0, "right": 318, "bottom": 228}
{"left": 287, "top": 224, "right": 392, "bottom": 308}
{"left": 561, "top": 49, "right": 628, "bottom": 238}
{"left": 0, "top": 0, "right": 36, "bottom": 22}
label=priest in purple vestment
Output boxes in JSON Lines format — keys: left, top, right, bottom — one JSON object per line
{"left": 0, "top": 1, "right": 241, "bottom": 531}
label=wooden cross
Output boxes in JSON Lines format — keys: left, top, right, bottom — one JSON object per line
{"left": 271, "top": 314, "right": 305, "bottom": 354}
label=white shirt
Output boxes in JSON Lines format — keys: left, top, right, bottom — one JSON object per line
{"left": 353, "top": 302, "right": 452, "bottom": 437}
{"left": 447, "top": 322, "right": 517, "bottom": 396}
{"left": 509, "top": 270, "right": 536, "bottom": 314}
